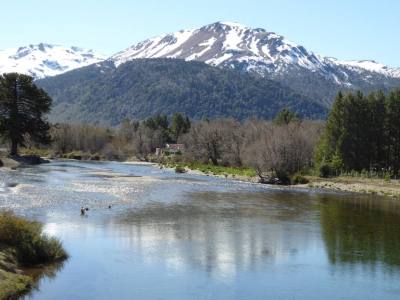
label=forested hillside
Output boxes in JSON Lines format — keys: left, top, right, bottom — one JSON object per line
{"left": 37, "top": 59, "right": 327, "bottom": 125}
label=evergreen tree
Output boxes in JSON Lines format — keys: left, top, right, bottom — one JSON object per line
{"left": 143, "top": 114, "right": 169, "bottom": 131}
{"left": 170, "top": 113, "right": 191, "bottom": 142}
{"left": 0, "top": 73, "right": 52, "bottom": 155}
{"left": 143, "top": 114, "right": 170, "bottom": 143}
{"left": 386, "top": 89, "right": 400, "bottom": 175}
{"left": 273, "top": 108, "right": 300, "bottom": 125}
{"left": 316, "top": 89, "right": 400, "bottom": 176}
{"left": 366, "top": 91, "right": 386, "bottom": 169}
{"left": 315, "top": 91, "right": 345, "bottom": 169}
{"left": 340, "top": 91, "right": 371, "bottom": 170}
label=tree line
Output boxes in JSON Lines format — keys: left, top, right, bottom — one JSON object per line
{"left": 47, "top": 111, "right": 323, "bottom": 183}
{"left": 49, "top": 113, "right": 191, "bottom": 160}
{"left": 316, "top": 89, "right": 400, "bottom": 177}
{"left": 1, "top": 72, "right": 400, "bottom": 183}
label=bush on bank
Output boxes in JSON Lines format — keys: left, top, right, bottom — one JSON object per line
{"left": 0, "top": 212, "right": 68, "bottom": 299}
{"left": 0, "top": 212, "right": 68, "bottom": 266}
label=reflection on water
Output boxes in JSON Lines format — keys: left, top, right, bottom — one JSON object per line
{"left": 24, "top": 261, "right": 66, "bottom": 296}
{"left": 320, "top": 195, "right": 400, "bottom": 272}
{"left": 112, "top": 192, "right": 318, "bottom": 281}
{"left": 0, "top": 161, "right": 400, "bottom": 299}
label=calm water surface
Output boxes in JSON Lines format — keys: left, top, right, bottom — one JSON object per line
{"left": 1, "top": 161, "right": 400, "bottom": 299}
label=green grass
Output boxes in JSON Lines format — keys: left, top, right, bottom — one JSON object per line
{"left": 60, "top": 151, "right": 103, "bottom": 161}
{"left": 20, "top": 148, "right": 54, "bottom": 158}
{"left": 0, "top": 268, "right": 32, "bottom": 300}
{"left": 20, "top": 148, "right": 104, "bottom": 161}
{"left": 175, "top": 165, "right": 187, "bottom": 173}
{"left": 165, "top": 162, "right": 257, "bottom": 177}
{"left": 292, "top": 173, "right": 310, "bottom": 184}
{"left": 0, "top": 248, "right": 32, "bottom": 299}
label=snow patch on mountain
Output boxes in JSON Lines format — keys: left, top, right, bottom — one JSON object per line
{"left": 0, "top": 43, "right": 106, "bottom": 79}
{"left": 332, "top": 59, "right": 400, "bottom": 78}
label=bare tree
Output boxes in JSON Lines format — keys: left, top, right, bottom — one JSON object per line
{"left": 242, "top": 121, "right": 323, "bottom": 182}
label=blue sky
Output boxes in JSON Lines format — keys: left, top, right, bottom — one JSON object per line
{"left": 1, "top": 0, "right": 399, "bottom": 66}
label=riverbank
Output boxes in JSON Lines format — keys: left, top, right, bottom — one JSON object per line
{"left": 0, "top": 248, "right": 33, "bottom": 299}
{"left": 161, "top": 162, "right": 260, "bottom": 183}
{"left": 307, "top": 176, "right": 400, "bottom": 198}
{"left": 0, "top": 212, "right": 68, "bottom": 299}
{"left": 160, "top": 162, "right": 400, "bottom": 198}
{"left": 5, "top": 159, "right": 400, "bottom": 299}
{"left": 0, "top": 154, "right": 49, "bottom": 170}
{"left": 4, "top": 153, "right": 400, "bottom": 199}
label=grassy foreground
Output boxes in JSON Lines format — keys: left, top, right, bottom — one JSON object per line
{"left": 0, "top": 212, "right": 68, "bottom": 299}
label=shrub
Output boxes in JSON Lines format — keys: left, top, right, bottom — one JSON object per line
{"left": 384, "top": 171, "right": 392, "bottom": 182}
{"left": 319, "top": 164, "right": 332, "bottom": 178}
{"left": 274, "top": 170, "right": 291, "bottom": 185}
{"left": 175, "top": 165, "right": 187, "bottom": 173}
{"left": 0, "top": 212, "right": 68, "bottom": 266}
{"left": 292, "top": 173, "right": 309, "bottom": 184}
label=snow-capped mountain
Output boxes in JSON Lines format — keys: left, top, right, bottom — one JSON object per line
{"left": 0, "top": 43, "right": 106, "bottom": 79}
{"left": 111, "top": 21, "right": 400, "bottom": 79}
{"left": 111, "top": 21, "right": 400, "bottom": 104}
{"left": 5, "top": 22, "right": 398, "bottom": 107}
{"left": 111, "top": 21, "right": 327, "bottom": 71}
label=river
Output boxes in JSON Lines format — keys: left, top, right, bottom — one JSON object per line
{"left": 1, "top": 161, "right": 400, "bottom": 299}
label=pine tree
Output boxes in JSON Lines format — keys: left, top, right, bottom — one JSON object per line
{"left": 273, "top": 108, "right": 300, "bottom": 125}
{"left": 386, "top": 89, "right": 400, "bottom": 175}
{"left": 170, "top": 113, "right": 191, "bottom": 142}
{"left": 347, "top": 91, "right": 370, "bottom": 170}
{"left": 0, "top": 73, "right": 52, "bottom": 155}
{"left": 315, "top": 91, "right": 345, "bottom": 169}
{"left": 317, "top": 89, "right": 400, "bottom": 176}
{"left": 366, "top": 91, "right": 386, "bottom": 169}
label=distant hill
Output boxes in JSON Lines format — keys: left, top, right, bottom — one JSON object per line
{"left": 37, "top": 59, "right": 327, "bottom": 125}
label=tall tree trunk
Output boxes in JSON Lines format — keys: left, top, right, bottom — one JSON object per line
{"left": 10, "top": 139, "right": 18, "bottom": 156}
